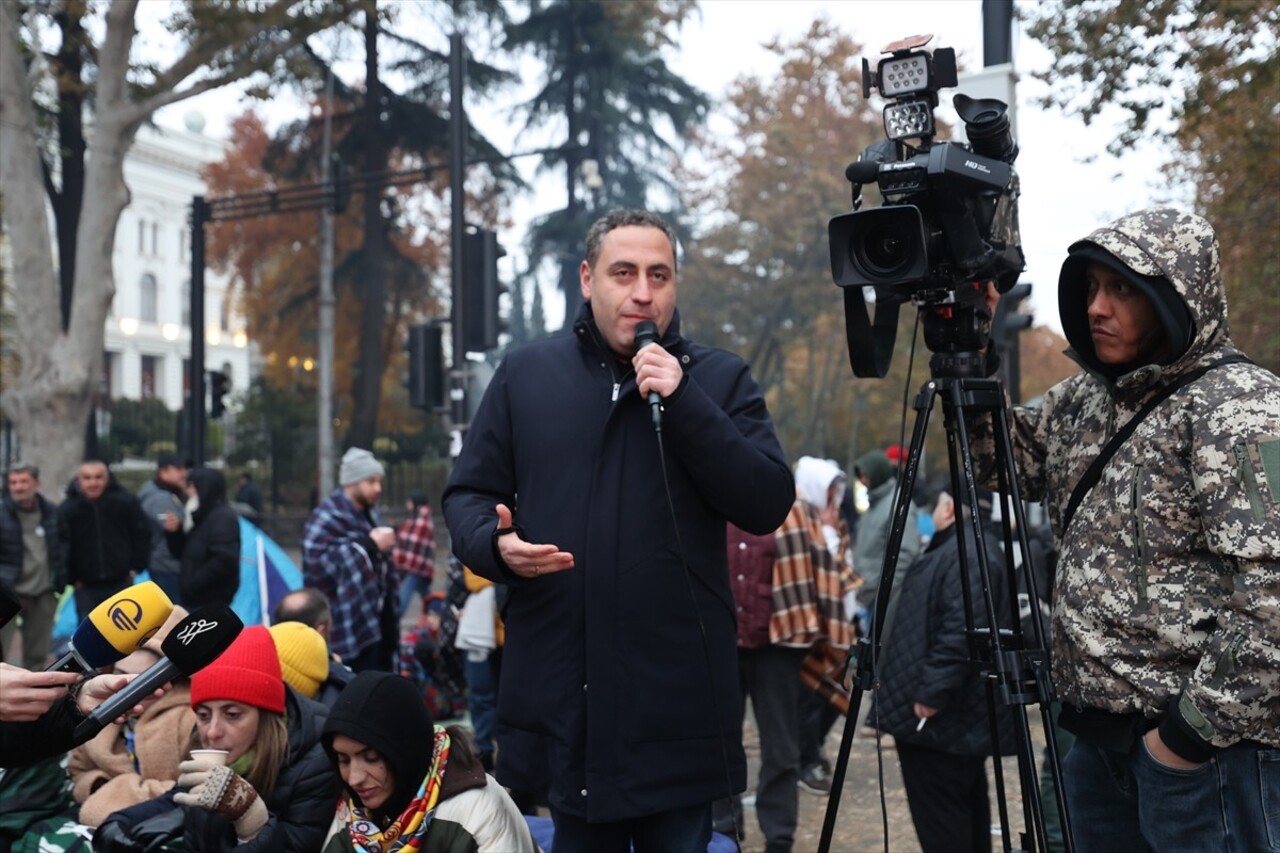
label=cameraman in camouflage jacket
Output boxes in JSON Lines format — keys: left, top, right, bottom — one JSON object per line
{"left": 975, "top": 208, "right": 1279, "bottom": 851}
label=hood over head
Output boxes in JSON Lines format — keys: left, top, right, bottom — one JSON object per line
{"left": 1058, "top": 208, "right": 1224, "bottom": 382}
{"left": 794, "top": 456, "right": 845, "bottom": 510}
{"left": 323, "top": 671, "right": 434, "bottom": 822}
{"left": 187, "top": 467, "right": 227, "bottom": 508}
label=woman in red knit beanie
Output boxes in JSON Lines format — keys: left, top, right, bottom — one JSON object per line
{"left": 96, "top": 625, "right": 341, "bottom": 852}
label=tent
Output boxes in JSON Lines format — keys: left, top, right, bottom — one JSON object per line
{"left": 53, "top": 517, "right": 302, "bottom": 639}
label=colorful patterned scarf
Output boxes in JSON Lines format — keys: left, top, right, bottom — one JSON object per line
{"left": 345, "top": 725, "right": 450, "bottom": 853}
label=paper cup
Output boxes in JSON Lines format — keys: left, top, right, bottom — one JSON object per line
{"left": 189, "top": 749, "right": 229, "bottom": 766}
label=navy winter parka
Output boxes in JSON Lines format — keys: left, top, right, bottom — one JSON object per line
{"left": 443, "top": 304, "right": 794, "bottom": 823}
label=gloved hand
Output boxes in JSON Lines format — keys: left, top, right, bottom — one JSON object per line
{"left": 173, "top": 760, "right": 269, "bottom": 840}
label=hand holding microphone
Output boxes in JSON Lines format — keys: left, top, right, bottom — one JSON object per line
{"left": 633, "top": 320, "right": 679, "bottom": 432}
{"left": 0, "top": 663, "right": 79, "bottom": 721}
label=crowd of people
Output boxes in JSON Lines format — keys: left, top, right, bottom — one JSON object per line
{"left": 0, "top": 207, "right": 1276, "bottom": 853}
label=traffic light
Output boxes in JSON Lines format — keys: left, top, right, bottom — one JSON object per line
{"left": 330, "top": 155, "right": 351, "bottom": 214}
{"left": 462, "top": 227, "right": 508, "bottom": 353}
{"left": 209, "top": 370, "right": 230, "bottom": 419}
{"left": 994, "top": 283, "right": 1034, "bottom": 344}
{"left": 406, "top": 322, "right": 446, "bottom": 410}
{"left": 993, "top": 282, "right": 1033, "bottom": 403}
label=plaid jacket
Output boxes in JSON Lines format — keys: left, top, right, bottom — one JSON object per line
{"left": 301, "top": 489, "right": 395, "bottom": 660}
{"left": 768, "top": 500, "right": 855, "bottom": 649}
{"left": 393, "top": 505, "right": 436, "bottom": 579}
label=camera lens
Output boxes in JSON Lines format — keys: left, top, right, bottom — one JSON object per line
{"left": 853, "top": 220, "right": 912, "bottom": 280}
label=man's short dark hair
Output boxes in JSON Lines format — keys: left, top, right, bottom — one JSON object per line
{"left": 272, "top": 587, "right": 332, "bottom": 630}
{"left": 6, "top": 462, "right": 39, "bottom": 480}
{"left": 584, "top": 209, "right": 680, "bottom": 272}
{"left": 155, "top": 452, "right": 184, "bottom": 470}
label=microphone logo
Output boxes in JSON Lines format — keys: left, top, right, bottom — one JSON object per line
{"left": 109, "top": 598, "right": 144, "bottom": 632}
{"left": 176, "top": 619, "right": 219, "bottom": 645}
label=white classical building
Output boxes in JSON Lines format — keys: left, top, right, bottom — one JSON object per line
{"left": 103, "top": 113, "right": 251, "bottom": 410}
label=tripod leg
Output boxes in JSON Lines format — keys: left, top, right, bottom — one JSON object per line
{"left": 817, "top": 380, "right": 939, "bottom": 853}
{"left": 989, "top": 403, "right": 1076, "bottom": 853}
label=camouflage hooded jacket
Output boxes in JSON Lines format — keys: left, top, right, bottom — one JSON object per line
{"left": 976, "top": 209, "right": 1280, "bottom": 754}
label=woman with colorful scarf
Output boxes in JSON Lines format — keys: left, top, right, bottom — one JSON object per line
{"left": 321, "top": 671, "right": 534, "bottom": 853}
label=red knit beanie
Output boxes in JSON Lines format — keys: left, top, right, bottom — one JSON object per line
{"left": 190, "top": 625, "right": 286, "bottom": 714}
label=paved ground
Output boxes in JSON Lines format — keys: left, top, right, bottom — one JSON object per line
{"left": 738, "top": 702, "right": 1053, "bottom": 853}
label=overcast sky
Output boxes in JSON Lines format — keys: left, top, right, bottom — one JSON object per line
{"left": 156, "top": 0, "right": 1187, "bottom": 335}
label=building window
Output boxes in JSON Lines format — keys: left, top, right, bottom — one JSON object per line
{"left": 139, "top": 273, "right": 158, "bottom": 323}
{"left": 137, "top": 219, "right": 146, "bottom": 254}
{"left": 141, "top": 355, "right": 157, "bottom": 399}
{"left": 182, "top": 280, "right": 191, "bottom": 326}
{"left": 151, "top": 222, "right": 159, "bottom": 257}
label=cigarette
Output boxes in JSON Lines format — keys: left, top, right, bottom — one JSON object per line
{"left": 916, "top": 717, "right": 927, "bottom": 732}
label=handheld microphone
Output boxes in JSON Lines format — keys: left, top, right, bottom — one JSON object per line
{"left": 634, "top": 320, "right": 663, "bottom": 432}
{"left": 72, "top": 603, "right": 243, "bottom": 746}
{"left": 46, "top": 581, "right": 174, "bottom": 673}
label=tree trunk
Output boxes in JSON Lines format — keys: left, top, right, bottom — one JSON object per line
{"left": 345, "top": 2, "right": 388, "bottom": 451}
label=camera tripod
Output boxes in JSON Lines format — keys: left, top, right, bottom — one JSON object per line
{"left": 818, "top": 366, "right": 1075, "bottom": 853}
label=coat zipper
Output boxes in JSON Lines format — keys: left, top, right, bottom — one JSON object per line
{"left": 1233, "top": 443, "right": 1266, "bottom": 522}
{"left": 1130, "top": 465, "right": 1147, "bottom": 606}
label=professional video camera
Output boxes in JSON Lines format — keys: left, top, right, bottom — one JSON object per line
{"left": 828, "top": 35, "right": 1024, "bottom": 378}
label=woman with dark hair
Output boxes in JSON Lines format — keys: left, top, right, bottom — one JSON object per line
{"left": 95, "top": 626, "right": 341, "bottom": 851}
{"left": 322, "top": 671, "right": 533, "bottom": 853}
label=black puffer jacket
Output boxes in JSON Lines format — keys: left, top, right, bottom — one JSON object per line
{"left": 57, "top": 475, "right": 150, "bottom": 586}
{"left": 874, "top": 522, "right": 1017, "bottom": 757}
{"left": 95, "top": 687, "right": 341, "bottom": 852}
{"left": 166, "top": 468, "right": 241, "bottom": 609}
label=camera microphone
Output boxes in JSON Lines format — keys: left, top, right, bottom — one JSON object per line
{"left": 634, "top": 320, "right": 663, "bottom": 433}
{"left": 46, "top": 581, "right": 174, "bottom": 673}
{"left": 845, "top": 160, "right": 882, "bottom": 186}
{"left": 71, "top": 603, "right": 243, "bottom": 746}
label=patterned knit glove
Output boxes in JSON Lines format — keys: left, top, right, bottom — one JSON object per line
{"left": 174, "top": 761, "right": 269, "bottom": 839}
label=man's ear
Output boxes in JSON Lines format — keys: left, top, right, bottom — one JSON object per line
{"left": 579, "top": 260, "right": 593, "bottom": 301}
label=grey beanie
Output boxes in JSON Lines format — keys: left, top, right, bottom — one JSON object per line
{"left": 339, "top": 447, "right": 384, "bottom": 486}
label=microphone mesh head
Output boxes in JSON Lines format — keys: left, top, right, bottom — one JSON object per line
{"left": 70, "top": 618, "right": 128, "bottom": 669}
{"left": 634, "top": 320, "right": 660, "bottom": 349}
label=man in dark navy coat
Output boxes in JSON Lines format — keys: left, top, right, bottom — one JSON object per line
{"left": 443, "top": 209, "right": 795, "bottom": 852}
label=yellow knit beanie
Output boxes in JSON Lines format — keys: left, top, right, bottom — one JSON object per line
{"left": 268, "top": 621, "right": 329, "bottom": 699}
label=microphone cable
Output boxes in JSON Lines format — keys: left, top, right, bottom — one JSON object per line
{"left": 652, "top": 408, "right": 745, "bottom": 852}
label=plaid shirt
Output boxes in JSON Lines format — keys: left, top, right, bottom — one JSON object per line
{"left": 769, "top": 500, "right": 855, "bottom": 649}
{"left": 301, "top": 489, "right": 394, "bottom": 660}
{"left": 393, "top": 505, "right": 436, "bottom": 579}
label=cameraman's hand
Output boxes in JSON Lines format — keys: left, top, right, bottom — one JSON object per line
{"left": 982, "top": 280, "right": 999, "bottom": 320}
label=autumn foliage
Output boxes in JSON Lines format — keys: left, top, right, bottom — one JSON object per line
{"left": 202, "top": 108, "right": 446, "bottom": 435}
